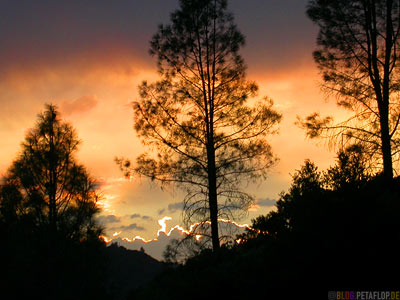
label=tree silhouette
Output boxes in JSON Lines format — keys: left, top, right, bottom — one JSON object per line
{"left": 117, "top": 0, "right": 281, "bottom": 251}
{"left": 240, "top": 146, "right": 371, "bottom": 244}
{"left": 0, "top": 104, "right": 102, "bottom": 241}
{"left": 300, "top": 0, "right": 400, "bottom": 184}
{"left": 324, "top": 144, "right": 371, "bottom": 190}
{"left": 0, "top": 104, "right": 107, "bottom": 299}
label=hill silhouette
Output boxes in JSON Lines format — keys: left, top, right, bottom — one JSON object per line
{"left": 104, "top": 243, "right": 164, "bottom": 300}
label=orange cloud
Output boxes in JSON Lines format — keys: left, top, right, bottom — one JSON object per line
{"left": 60, "top": 95, "right": 99, "bottom": 116}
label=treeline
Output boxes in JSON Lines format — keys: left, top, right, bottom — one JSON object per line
{"left": 130, "top": 147, "right": 400, "bottom": 299}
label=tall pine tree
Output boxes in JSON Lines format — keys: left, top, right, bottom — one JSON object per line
{"left": 118, "top": 0, "right": 281, "bottom": 250}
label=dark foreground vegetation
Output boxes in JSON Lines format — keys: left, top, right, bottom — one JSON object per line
{"left": 2, "top": 132, "right": 399, "bottom": 299}
{"left": 0, "top": 105, "right": 164, "bottom": 300}
{"left": 0, "top": 227, "right": 108, "bottom": 299}
{"left": 130, "top": 148, "right": 400, "bottom": 299}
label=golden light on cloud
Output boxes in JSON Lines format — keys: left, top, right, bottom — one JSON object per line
{"left": 112, "top": 231, "right": 122, "bottom": 237}
{"left": 248, "top": 203, "right": 261, "bottom": 212}
{"left": 100, "top": 216, "right": 256, "bottom": 246}
{"left": 99, "top": 235, "right": 112, "bottom": 243}
{"left": 157, "top": 216, "right": 172, "bottom": 236}
{"left": 122, "top": 236, "right": 153, "bottom": 243}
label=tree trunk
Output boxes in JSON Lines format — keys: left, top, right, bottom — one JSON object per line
{"left": 48, "top": 117, "right": 58, "bottom": 236}
{"left": 366, "top": 0, "right": 394, "bottom": 186}
{"left": 207, "top": 143, "right": 220, "bottom": 251}
{"left": 379, "top": 102, "right": 394, "bottom": 184}
{"left": 379, "top": 0, "right": 394, "bottom": 185}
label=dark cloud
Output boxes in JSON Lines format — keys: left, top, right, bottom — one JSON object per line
{"left": 130, "top": 213, "right": 141, "bottom": 219}
{"left": 167, "top": 202, "right": 184, "bottom": 213}
{"left": 0, "top": 0, "right": 181, "bottom": 74}
{"left": 0, "top": 0, "right": 314, "bottom": 74}
{"left": 97, "top": 215, "right": 120, "bottom": 224}
{"left": 230, "top": 0, "right": 317, "bottom": 72}
{"left": 119, "top": 223, "right": 145, "bottom": 231}
{"left": 157, "top": 202, "right": 185, "bottom": 215}
{"left": 257, "top": 198, "right": 276, "bottom": 207}
{"left": 130, "top": 213, "right": 153, "bottom": 221}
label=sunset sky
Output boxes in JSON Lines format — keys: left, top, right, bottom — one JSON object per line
{"left": 0, "top": 0, "right": 346, "bottom": 257}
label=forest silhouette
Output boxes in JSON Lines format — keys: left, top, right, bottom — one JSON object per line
{"left": 1, "top": 0, "right": 400, "bottom": 299}
{"left": 131, "top": 153, "right": 400, "bottom": 299}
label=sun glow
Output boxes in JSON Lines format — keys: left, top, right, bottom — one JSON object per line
{"left": 96, "top": 194, "right": 117, "bottom": 213}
